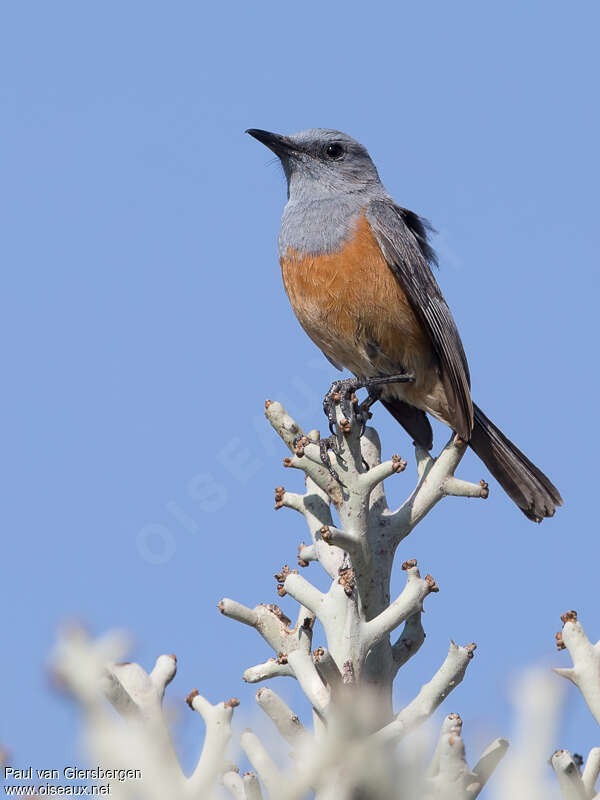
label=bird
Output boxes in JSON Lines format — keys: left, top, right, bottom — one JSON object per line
{"left": 246, "top": 127, "right": 562, "bottom": 522}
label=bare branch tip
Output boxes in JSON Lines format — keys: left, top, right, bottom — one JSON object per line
{"left": 225, "top": 697, "right": 240, "bottom": 708}
{"left": 479, "top": 479, "right": 489, "bottom": 498}
{"left": 275, "top": 565, "right": 297, "bottom": 597}
{"left": 274, "top": 485, "right": 286, "bottom": 510}
{"left": 186, "top": 688, "right": 199, "bottom": 709}
{"left": 297, "top": 542, "right": 310, "bottom": 568}
{"left": 402, "top": 559, "right": 418, "bottom": 571}
{"left": 561, "top": 610, "right": 578, "bottom": 625}
{"left": 392, "top": 454, "right": 408, "bottom": 473}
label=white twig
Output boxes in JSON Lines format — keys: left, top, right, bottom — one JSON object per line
{"left": 465, "top": 738, "right": 509, "bottom": 799}
{"left": 582, "top": 748, "right": 600, "bottom": 797}
{"left": 241, "top": 730, "right": 284, "bottom": 798}
{"left": 223, "top": 770, "right": 245, "bottom": 799}
{"left": 186, "top": 691, "right": 238, "bottom": 797}
{"left": 551, "top": 750, "right": 588, "bottom": 800}
{"left": 287, "top": 649, "right": 330, "bottom": 716}
{"left": 362, "top": 560, "right": 437, "bottom": 650}
{"left": 256, "top": 687, "right": 310, "bottom": 748}
{"left": 554, "top": 611, "right": 600, "bottom": 726}
{"left": 427, "top": 713, "right": 463, "bottom": 777}
{"left": 284, "top": 573, "right": 326, "bottom": 617}
{"left": 392, "top": 612, "right": 426, "bottom": 672}
{"left": 243, "top": 773, "right": 263, "bottom": 800}
{"left": 375, "top": 641, "right": 476, "bottom": 744}
{"left": 386, "top": 435, "right": 488, "bottom": 538}
{"left": 243, "top": 658, "right": 295, "bottom": 683}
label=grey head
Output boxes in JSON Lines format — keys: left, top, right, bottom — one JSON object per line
{"left": 247, "top": 128, "right": 390, "bottom": 255}
{"left": 246, "top": 128, "right": 386, "bottom": 202}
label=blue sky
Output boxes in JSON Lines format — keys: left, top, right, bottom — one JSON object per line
{"left": 1, "top": 0, "right": 599, "bottom": 789}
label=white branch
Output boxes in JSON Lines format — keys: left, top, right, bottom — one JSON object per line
{"left": 554, "top": 611, "right": 600, "bottom": 726}
{"left": 386, "top": 436, "right": 487, "bottom": 538}
{"left": 223, "top": 770, "right": 245, "bottom": 799}
{"left": 219, "top": 598, "right": 315, "bottom": 671}
{"left": 265, "top": 400, "right": 342, "bottom": 507}
{"left": 427, "top": 726, "right": 472, "bottom": 800}
{"left": 243, "top": 773, "right": 263, "bottom": 800}
{"left": 256, "top": 687, "right": 310, "bottom": 749}
{"left": 313, "top": 647, "right": 342, "bottom": 691}
{"left": 357, "top": 453, "right": 407, "bottom": 492}
{"left": 284, "top": 573, "right": 326, "bottom": 617}
{"left": 582, "top": 748, "right": 600, "bottom": 797}
{"left": 241, "top": 730, "right": 284, "bottom": 798}
{"left": 392, "top": 612, "right": 426, "bottom": 672}
{"left": 465, "top": 738, "right": 509, "bottom": 799}
{"left": 243, "top": 658, "right": 295, "bottom": 683}
{"left": 287, "top": 649, "right": 330, "bottom": 716}
{"left": 186, "top": 691, "right": 238, "bottom": 796}
{"left": 362, "top": 560, "right": 437, "bottom": 649}
{"left": 427, "top": 713, "right": 463, "bottom": 777}
{"left": 551, "top": 750, "right": 588, "bottom": 800}
{"left": 375, "top": 641, "right": 476, "bottom": 744}
{"left": 427, "top": 714, "right": 508, "bottom": 800}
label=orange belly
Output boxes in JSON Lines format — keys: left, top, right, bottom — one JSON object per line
{"left": 280, "top": 214, "right": 452, "bottom": 423}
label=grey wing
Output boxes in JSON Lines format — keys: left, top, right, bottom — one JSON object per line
{"left": 366, "top": 199, "right": 474, "bottom": 439}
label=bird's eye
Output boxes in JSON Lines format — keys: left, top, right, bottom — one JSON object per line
{"left": 325, "top": 143, "right": 345, "bottom": 160}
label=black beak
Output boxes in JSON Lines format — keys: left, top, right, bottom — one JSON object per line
{"left": 246, "top": 128, "right": 295, "bottom": 157}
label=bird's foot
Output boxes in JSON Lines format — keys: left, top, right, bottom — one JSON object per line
{"left": 323, "top": 374, "right": 415, "bottom": 435}
{"left": 319, "top": 435, "right": 345, "bottom": 487}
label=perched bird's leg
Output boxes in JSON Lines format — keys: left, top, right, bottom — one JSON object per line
{"left": 357, "top": 392, "right": 379, "bottom": 437}
{"left": 319, "top": 435, "right": 344, "bottom": 486}
{"left": 320, "top": 374, "right": 416, "bottom": 482}
{"left": 323, "top": 375, "right": 415, "bottom": 434}
{"left": 323, "top": 380, "right": 346, "bottom": 435}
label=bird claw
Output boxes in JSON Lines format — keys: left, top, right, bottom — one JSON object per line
{"left": 322, "top": 374, "right": 415, "bottom": 435}
{"left": 319, "top": 436, "right": 345, "bottom": 487}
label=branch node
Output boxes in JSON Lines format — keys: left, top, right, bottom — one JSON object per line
{"left": 274, "top": 565, "right": 298, "bottom": 597}
{"left": 391, "top": 454, "right": 408, "bottom": 473}
{"left": 338, "top": 566, "right": 356, "bottom": 597}
{"left": 561, "top": 609, "right": 578, "bottom": 625}
{"left": 274, "top": 486, "right": 285, "bottom": 509}
{"left": 297, "top": 543, "right": 310, "bottom": 567}
{"left": 186, "top": 688, "right": 199, "bottom": 709}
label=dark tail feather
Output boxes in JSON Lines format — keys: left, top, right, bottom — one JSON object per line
{"left": 469, "top": 403, "right": 563, "bottom": 522}
{"left": 381, "top": 397, "right": 433, "bottom": 450}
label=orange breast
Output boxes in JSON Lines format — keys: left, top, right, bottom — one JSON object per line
{"left": 280, "top": 213, "right": 434, "bottom": 381}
